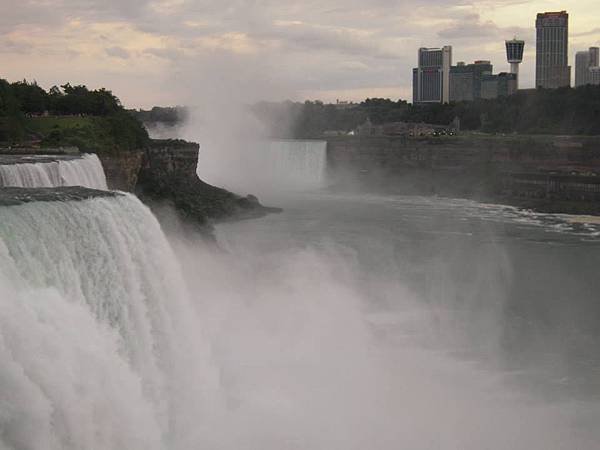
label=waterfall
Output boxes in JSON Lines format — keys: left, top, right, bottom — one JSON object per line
{"left": 265, "top": 140, "right": 327, "bottom": 190}
{"left": 0, "top": 154, "right": 108, "bottom": 190}
{"left": 196, "top": 139, "right": 327, "bottom": 195}
{"left": 0, "top": 194, "right": 216, "bottom": 450}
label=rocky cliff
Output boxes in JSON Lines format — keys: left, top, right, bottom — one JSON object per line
{"left": 99, "top": 151, "right": 144, "bottom": 191}
{"left": 326, "top": 134, "right": 600, "bottom": 214}
{"left": 134, "top": 140, "right": 278, "bottom": 227}
{"left": 0, "top": 139, "right": 276, "bottom": 227}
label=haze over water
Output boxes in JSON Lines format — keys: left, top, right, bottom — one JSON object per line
{"left": 185, "top": 139, "right": 600, "bottom": 449}
{"left": 1, "top": 137, "right": 600, "bottom": 449}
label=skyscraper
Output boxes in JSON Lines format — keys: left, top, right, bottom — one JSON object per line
{"left": 449, "top": 60, "right": 493, "bottom": 102}
{"left": 575, "top": 51, "right": 591, "bottom": 87}
{"left": 575, "top": 47, "right": 600, "bottom": 87}
{"left": 505, "top": 38, "right": 525, "bottom": 89}
{"left": 413, "top": 46, "right": 452, "bottom": 104}
{"left": 535, "top": 11, "right": 570, "bottom": 89}
{"left": 481, "top": 73, "right": 518, "bottom": 99}
{"left": 590, "top": 47, "right": 600, "bottom": 67}
{"left": 590, "top": 67, "right": 600, "bottom": 86}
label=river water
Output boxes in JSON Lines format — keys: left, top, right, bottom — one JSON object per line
{"left": 185, "top": 189, "right": 600, "bottom": 449}
{"left": 182, "top": 137, "right": 600, "bottom": 448}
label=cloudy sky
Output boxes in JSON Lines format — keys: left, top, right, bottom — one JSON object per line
{"left": 1, "top": 0, "right": 599, "bottom": 108}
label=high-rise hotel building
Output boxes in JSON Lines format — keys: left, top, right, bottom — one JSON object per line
{"left": 449, "top": 60, "right": 493, "bottom": 102}
{"left": 535, "top": 11, "right": 570, "bottom": 89}
{"left": 575, "top": 47, "right": 600, "bottom": 87}
{"left": 413, "top": 46, "right": 452, "bottom": 104}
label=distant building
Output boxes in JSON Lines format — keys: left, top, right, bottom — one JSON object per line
{"left": 450, "top": 63, "right": 474, "bottom": 102}
{"left": 413, "top": 46, "right": 452, "bottom": 104}
{"left": 590, "top": 47, "right": 600, "bottom": 67}
{"left": 575, "top": 51, "right": 591, "bottom": 87}
{"left": 333, "top": 100, "right": 356, "bottom": 110}
{"left": 355, "top": 119, "right": 458, "bottom": 137}
{"left": 536, "top": 11, "right": 570, "bottom": 89}
{"left": 498, "top": 73, "right": 518, "bottom": 97}
{"left": 575, "top": 51, "right": 591, "bottom": 86}
{"left": 590, "top": 67, "right": 600, "bottom": 86}
{"left": 575, "top": 47, "right": 600, "bottom": 87}
{"left": 481, "top": 73, "right": 517, "bottom": 99}
{"left": 449, "top": 60, "right": 493, "bottom": 102}
{"left": 505, "top": 38, "right": 525, "bottom": 89}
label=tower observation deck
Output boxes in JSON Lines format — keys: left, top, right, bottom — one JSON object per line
{"left": 506, "top": 38, "right": 525, "bottom": 89}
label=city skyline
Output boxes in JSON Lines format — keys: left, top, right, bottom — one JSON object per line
{"left": 412, "top": 9, "right": 600, "bottom": 105}
{"left": 1, "top": 1, "right": 600, "bottom": 107}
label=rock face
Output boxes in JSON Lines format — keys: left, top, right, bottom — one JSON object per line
{"left": 135, "top": 140, "right": 279, "bottom": 227}
{"left": 0, "top": 139, "right": 276, "bottom": 226}
{"left": 99, "top": 151, "right": 144, "bottom": 191}
{"left": 326, "top": 134, "right": 600, "bottom": 213}
{"left": 0, "top": 186, "right": 118, "bottom": 206}
{"left": 0, "top": 147, "right": 79, "bottom": 155}
{"left": 0, "top": 155, "right": 81, "bottom": 165}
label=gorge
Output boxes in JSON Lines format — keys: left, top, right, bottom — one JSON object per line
{"left": 1, "top": 138, "right": 600, "bottom": 449}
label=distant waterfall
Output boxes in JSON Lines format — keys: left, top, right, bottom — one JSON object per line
{"left": 0, "top": 194, "right": 216, "bottom": 450}
{"left": 196, "top": 139, "right": 327, "bottom": 195}
{"left": 0, "top": 154, "right": 108, "bottom": 190}
{"left": 265, "top": 140, "right": 327, "bottom": 190}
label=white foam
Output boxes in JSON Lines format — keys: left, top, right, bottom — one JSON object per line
{"left": 0, "top": 154, "right": 107, "bottom": 190}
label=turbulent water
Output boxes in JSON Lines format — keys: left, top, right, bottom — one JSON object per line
{"left": 0, "top": 154, "right": 107, "bottom": 189}
{"left": 1, "top": 141, "right": 600, "bottom": 449}
{"left": 0, "top": 194, "right": 218, "bottom": 450}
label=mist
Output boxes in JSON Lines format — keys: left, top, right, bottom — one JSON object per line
{"left": 135, "top": 41, "right": 600, "bottom": 448}
{"left": 3, "top": 1, "right": 600, "bottom": 448}
{"left": 155, "top": 194, "right": 600, "bottom": 450}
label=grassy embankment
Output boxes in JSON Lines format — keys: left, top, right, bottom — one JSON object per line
{"left": 24, "top": 114, "right": 148, "bottom": 155}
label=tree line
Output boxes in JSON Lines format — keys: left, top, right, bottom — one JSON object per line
{"left": 0, "top": 79, "right": 148, "bottom": 151}
{"left": 130, "top": 106, "right": 189, "bottom": 127}
{"left": 4, "top": 80, "right": 122, "bottom": 116}
{"left": 252, "top": 85, "right": 600, "bottom": 138}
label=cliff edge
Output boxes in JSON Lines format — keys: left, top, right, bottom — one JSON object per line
{"left": 133, "top": 139, "right": 280, "bottom": 227}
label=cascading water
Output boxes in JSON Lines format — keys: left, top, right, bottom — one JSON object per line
{"left": 0, "top": 193, "right": 217, "bottom": 450}
{"left": 0, "top": 154, "right": 108, "bottom": 190}
{"left": 263, "top": 140, "right": 327, "bottom": 190}
{"left": 1, "top": 146, "right": 598, "bottom": 449}
{"left": 196, "top": 139, "right": 327, "bottom": 195}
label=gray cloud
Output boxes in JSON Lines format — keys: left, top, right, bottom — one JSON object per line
{"left": 0, "top": 37, "right": 33, "bottom": 54}
{"left": 438, "top": 14, "right": 500, "bottom": 39}
{"left": 573, "top": 28, "right": 600, "bottom": 38}
{"left": 105, "top": 46, "right": 130, "bottom": 59}
{"left": 1, "top": 0, "right": 598, "bottom": 106}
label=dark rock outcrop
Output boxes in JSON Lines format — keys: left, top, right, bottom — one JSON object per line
{"left": 135, "top": 140, "right": 279, "bottom": 228}
{"left": 99, "top": 151, "right": 144, "bottom": 191}
{"left": 0, "top": 186, "right": 119, "bottom": 206}
{"left": 0, "top": 139, "right": 277, "bottom": 226}
{"left": 0, "top": 155, "right": 81, "bottom": 165}
{"left": 0, "top": 147, "right": 79, "bottom": 155}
